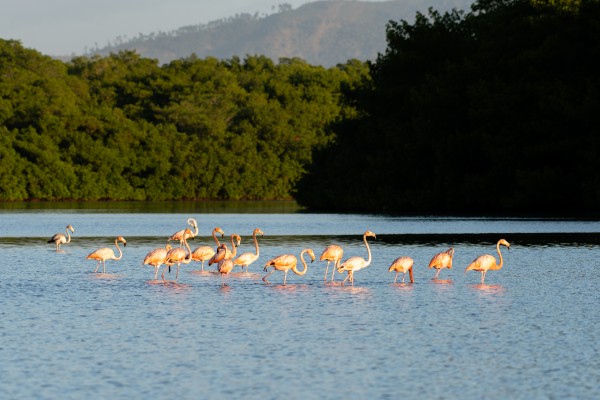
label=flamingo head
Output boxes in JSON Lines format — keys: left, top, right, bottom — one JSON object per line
{"left": 215, "top": 227, "right": 225, "bottom": 238}
{"left": 233, "top": 234, "right": 241, "bottom": 246}
{"left": 254, "top": 228, "right": 264, "bottom": 236}
{"left": 446, "top": 247, "right": 455, "bottom": 258}
{"left": 117, "top": 236, "right": 127, "bottom": 246}
{"left": 364, "top": 230, "right": 376, "bottom": 239}
{"left": 67, "top": 225, "right": 75, "bottom": 233}
{"left": 166, "top": 244, "right": 172, "bottom": 251}
{"left": 306, "top": 249, "right": 316, "bottom": 262}
{"left": 499, "top": 239, "right": 510, "bottom": 249}
{"left": 187, "top": 218, "right": 198, "bottom": 228}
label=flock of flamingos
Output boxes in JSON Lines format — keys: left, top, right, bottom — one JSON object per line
{"left": 47, "top": 218, "right": 510, "bottom": 286}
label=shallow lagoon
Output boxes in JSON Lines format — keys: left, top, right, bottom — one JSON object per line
{"left": 0, "top": 203, "right": 598, "bottom": 399}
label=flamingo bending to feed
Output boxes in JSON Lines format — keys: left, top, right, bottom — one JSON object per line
{"left": 168, "top": 218, "right": 198, "bottom": 247}
{"left": 162, "top": 229, "right": 193, "bottom": 281}
{"left": 263, "top": 249, "right": 315, "bottom": 285}
{"left": 143, "top": 244, "right": 173, "bottom": 281}
{"left": 190, "top": 227, "right": 225, "bottom": 271}
{"left": 208, "top": 234, "right": 240, "bottom": 267}
{"left": 233, "top": 228, "right": 264, "bottom": 273}
{"left": 86, "top": 236, "right": 127, "bottom": 273}
{"left": 216, "top": 247, "right": 235, "bottom": 286}
{"left": 428, "top": 247, "right": 455, "bottom": 279}
{"left": 465, "top": 239, "right": 510, "bottom": 284}
{"left": 48, "top": 225, "right": 75, "bottom": 251}
{"left": 320, "top": 244, "right": 343, "bottom": 282}
{"left": 337, "top": 230, "right": 376, "bottom": 286}
{"left": 388, "top": 256, "right": 414, "bottom": 283}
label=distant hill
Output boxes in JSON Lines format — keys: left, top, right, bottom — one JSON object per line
{"left": 88, "top": 0, "right": 473, "bottom": 66}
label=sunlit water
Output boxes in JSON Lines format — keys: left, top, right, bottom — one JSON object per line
{"left": 1, "top": 206, "right": 599, "bottom": 399}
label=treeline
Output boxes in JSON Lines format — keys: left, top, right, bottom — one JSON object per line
{"left": 297, "top": 0, "right": 600, "bottom": 216}
{"left": 0, "top": 41, "right": 368, "bottom": 201}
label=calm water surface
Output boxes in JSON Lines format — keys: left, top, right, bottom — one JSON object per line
{"left": 0, "top": 204, "right": 599, "bottom": 399}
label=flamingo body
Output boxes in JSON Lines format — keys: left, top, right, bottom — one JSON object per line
{"left": 388, "top": 256, "right": 414, "bottom": 283}
{"left": 263, "top": 249, "right": 315, "bottom": 285}
{"left": 162, "top": 229, "right": 192, "bottom": 281}
{"left": 48, "top": 225, "right": 75, "bottom": 251}
{"left": 428, "top": 247, "right": 455, "bottom": 279}
{"left": 218, "top": 258, "right": 235, "bottom": 286}
{"left": 143, "top": 244, "right": 172, "bottom": 280}
{"left": 86, "top": 236, "right": 126, "bottom": 273}
{"left": 191, "top": 246, "right": 215, "bottom": 271}
{"left": 168, "top": 218, "right": 198, "bottom": 247}
{"left": 320, "top": 244, "right": 344, "bottom": 281}
{"left": 465, "top": 239, "right": 510, "bottom": 284}
{"left": 233, "top": 228, "right": 264, "bottom": 273}
{"left": 337, "top": 230, "right": 376, "bottom": 286}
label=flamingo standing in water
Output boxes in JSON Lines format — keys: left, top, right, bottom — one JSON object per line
{"left": 428, "top": 247, "right": 455, "bottom": 279}
{"left": 168, "top": 218, "right": 198, "bottom": 247}
{"left": 337, "top": 230, "right": 376, "bottom": 286}
{"left": 216, "top": 246, "right": 235, "bottom": 286}
{"left": 388, "top": 256, "right": 414, "bottom": 283}
{"left": 143, "top": 244, "right": 173, "bottom": 281}
{"left": 48, "top": 225, "right": 75, "bottom": 251}
{"left": 319, "top": 244, "right": 343, "bottom": 282}
{"left": 208, "top": 234, "right": 240, "bottom": 267}
{"left": 263, "top": 249, "right": 315, "bottom": 285}
{"left": 465, "top": 239, "right": 510, "bottom": 284}
{"left": 86, "top": 236, "right": 127, "bottom": 273}
{"left": 162, "top": 229, "right": 193, "bottom": 281}
{"left": 191, "top": 227, "right": 225, "bottom": 271}
{"left": 233, "top": 228, "right": 264, "bottom": 273}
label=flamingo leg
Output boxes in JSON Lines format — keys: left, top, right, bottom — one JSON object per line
{"left": 402, "top": 272, "right": 406, "bottom": 283}
{"left": 283, "top": 270, "right": 288, "bottom": 285}
{"left": 94, "top": 261, "right": 101, "bottom": 273}
{"left": 433, "top": 268, "right": 441, "bottom": 279}
{"left": 481, "top": 270, "right": 486, "bottom": 284}
{"left": 324, "top": 261, "right": 330, "bottom": 281}
{"left": 103, "top": 261, "right": 106, "bottom": 274}
{"left": 393, "top": 272, "right": 399, "bottom": 283}
{"left": 262, "top": 268, "right": 274, "bottom": 284}
{"left": 342, "top": 273, "right": 350, "bottom": 286}
{"left": 175, "top": 264, "right": 180, "bottom": 281}
{"left": 201, "top": 261, "right": 205, "bottom": 272}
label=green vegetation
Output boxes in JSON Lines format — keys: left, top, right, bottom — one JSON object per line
{"left": 296, "top": 0, "right": 600, "bottom": 216}
{"left": 0, "top": 42, "right": 367, "bottom": 201}
{"left": 1, "top": 0, "right": 599, "bottom": 216}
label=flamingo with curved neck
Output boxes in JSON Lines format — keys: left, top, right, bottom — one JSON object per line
{"left": 465, "top": 239, "right": 510, "bottom": 284}
{"left": 233, "top": 228, "right": 264, "bottom": 273}
{"left": 263, "top": 248, "right": 315, "bottom": 285}
{"left": 162, "top": 229, "right": 193, "bottom": 281}
{"left": 168, "top": 218, "right": 199, "bottom": 247}
{"left": 86, "top": 236, "right": 127, "bottom": 273}
{"left": 337, "top": 230, "right": 376, "bottom": 286}
{"left": 143, "top": 244, "right": 173, "bottom": 281}
{"left": 190, "top": 227, "right": 225, "bottom": 271}
{"left": 48, "top": 225, "right": 75, "bottom": 251}
{"left": 209, "top": 234, "right": 240, "bottom": 267}
{"left": 388, "top": 256, "right": 414, "bottom": 283}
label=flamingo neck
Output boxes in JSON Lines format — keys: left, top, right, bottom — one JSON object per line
{"left": 65, "top": 229, "right": 72, "bottom": 243}
{"left": 213, "top": 230, "right": 221, "bottom": 246}
{"left": 293, "top": 250, "right": 310, "bottom": 276}
{"left": 182, "top": 238, "right": 192, "bottom": 264}
{"left": 491, "top": 242, "right": 504, "bottom": 271}
{"left": 363, "top": 234, "right": 372, "bottom": 267}
{"left": 253, "top": 232, "right": 260, "bottom": 257}
{"left": 230, "top": 235, "right": 238, "bottom": 257}
{"left": 114, "top": 239, "right": 123, "bottom": 260}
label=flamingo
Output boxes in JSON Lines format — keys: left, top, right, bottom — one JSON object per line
{"left": 319, "top": 244, "right": 343, "bottom": 281}
{"left": 263, "top": 248, "right": 315, "bottom": 285}
{"left": 233, "top": 228, "right": 264, "bottom": 273}
{"left": 168, "top": 218, "right": 198, "bottom": 247}
{"left": 143, "top": 244, "right": 173, "bottom": 281}
{"left": 428, "top": 247, "right": 455, "bottom": 279}
{"left": 162, "top": 229, "right": 193, "bottom": 281}
{"left": 48, "top": 225, "right": 75, "bottom": 251}
{"left": 86, "top": 236, "right": 127, "bottom": 273}
{"left": 337, "top": 230, "right": 376, "bottom": 286}
{"left": 208, "top": 234, "right": 240, "bottom": 267}
{"left": 190, "top": 227, "right": 225, "bottom": 271}
{"left": 388, "top": 256, "right": 414, "bottom": 283}
{"left": 217, "top": 251, "right": 235, "bottom": 286}
{"left": 465, "top": 239, "right": 510, "bottom": 284}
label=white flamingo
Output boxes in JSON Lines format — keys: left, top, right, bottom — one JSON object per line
{"left": 48, "top": 225, "right": 75, "bottom": 251}
{"left": 233, "top": 228, "right": 264, "bottom": 273}
{"left": 337, "top": 231, "right": 376, "bottom": 286}
{"left": 86, "top": 236, "right": 127, "bottom": 273}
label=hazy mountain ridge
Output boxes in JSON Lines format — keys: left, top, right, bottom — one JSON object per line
{"left": 89, "top": 0, "right": 473, "bottom": 66}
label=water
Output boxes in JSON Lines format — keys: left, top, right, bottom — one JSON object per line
{"left": 1, "top": 206, "right": 599, "bottom": 399}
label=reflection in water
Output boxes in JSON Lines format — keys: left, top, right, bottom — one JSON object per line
{"left": 392, "top": 282, "right": 415, "bottom": 291}
{"left": 430, "top": 278, "right": 453, "bottom": 285}
{"left": 91, "top": 272, "right": 125, "bottom": 280}
{"left": 469, "top": 283, "right": 506, "bottom": 294}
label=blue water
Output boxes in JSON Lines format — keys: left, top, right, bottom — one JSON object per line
{"left": 0, "top": 209, "right": 599, "bottom": 399}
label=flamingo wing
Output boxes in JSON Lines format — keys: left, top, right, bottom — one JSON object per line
{"left": 87, "top": 248, "right": 114, "bottom": 261}
{"left": 144, "top": 248, "right": 167, "bottom": 265}
{"left": 466, "top": 254, "right": 496, "bottom": 272}
{"left": 192, "top": 246, "right": 215, "bottom": 261}
{"left": 265, "top": 254, "right": 296, "bottom": 269}
{"left": 320, "top": 245, "right": 343, "bottom": 261}
{"left": 389, "top": 256, "right": 413, "bottom": 272}
{"left": 429, "top": 252, "right": 449, "bottom": 268}
{"left": 233, "top": 252, "right": 257, "bottom": 266}
{"left": 339, "top": 256, "right": 366, "bottom": 272}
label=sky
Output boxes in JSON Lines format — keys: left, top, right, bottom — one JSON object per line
{"left": 0, "top": 0, "right": 318, "bottom": 56}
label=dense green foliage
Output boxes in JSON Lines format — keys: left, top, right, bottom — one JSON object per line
{"left": 296, "top": 0, "right": 600, "bottom": 216}
{"left": 0, "top": 41, "right": 368, "bottom": 200}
